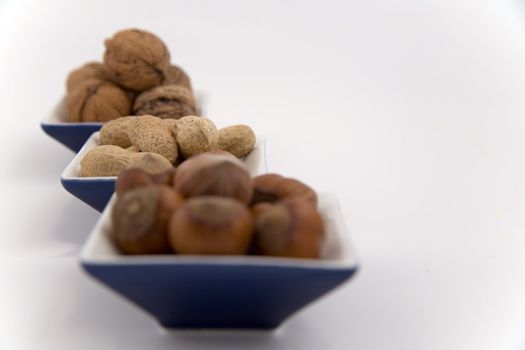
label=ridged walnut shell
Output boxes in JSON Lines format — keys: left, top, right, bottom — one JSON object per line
{"left": 66, "top": 78, "right": 132, "bottom": 122}
{"left": 133, "top": 85, "right": 195, "bottom": 120}
{"left": 104, "top": 29, "right": 170, "bottom": 91}
{"left": 162, "top": 64, "right": 192, "bottom": 91}
{"left": 66, "top": 62, "right": 110, "bottom": 93}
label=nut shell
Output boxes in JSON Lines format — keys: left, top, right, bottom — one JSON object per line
{"left": 251, "top": 173, "right": 317, "bottom": 207}
{"left": 175, "top": 116, "right": 217, "bottom": 158}
{"left": 66, "top": 62, "right": 110, "bottom": 93}
{"left": 133, "top": 85, "right": 195, "bottom": 120}
{"left": 128, "top": 115, "right": 179, "bottom": 163}
{"left": 174, "top": 152, "right": 252, "bottom": 204}
{"left": 253, "top": 199, "right": 324, "bottom": 258}
{"left": 104, "top": 29, "right": 170, "bottom": 91}
{"left": 129, "top": 152, "right": 174, "bottom": 174}
{"left": 99, "top": 116, "right": 136, "bottom": 148}
{"left": 66, "top": 78, "right": 132, "bottom": 122}
{"left": 216, "top": 125, "right": 256, "bottom": 158}
{"left": 80, "top": 145, "right": 131, "bottom": 177}
{"left": 168, "top": 196, "right": 253, "bottom": 255}
{"left": 112, "top": 185, "right": 183, "bottom": 254}
{"left": 116, "top": 168, "right": 175, "bottom": 197}
{"left": 162, "top": 64, "right": 192, "bottom": 91}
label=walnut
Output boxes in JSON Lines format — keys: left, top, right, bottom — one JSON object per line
{"left": 133, "top": 85, "right": 195, "bottom": 120}
{"left": 162, "top": 64, "right": 192, "bottom": 91}
{"left": 66, "top": 78, "right": 132, "bottom": 122}
{"left": 103, "top": 29, "right": 170, "bottom": 91}
{"left": 66, "top": 62, "right": 110, "bottom": 93}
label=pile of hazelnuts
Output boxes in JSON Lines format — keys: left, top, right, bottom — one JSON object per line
{"left": 112, "top": 152, "right": 325, "bottom": 259}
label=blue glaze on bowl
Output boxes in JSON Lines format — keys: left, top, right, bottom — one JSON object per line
{"left": 42, "top": 122, "right": 102, "bottom": 152}
{"left": 61, "top": 132, "right": 268, "bottom": 213}
{"left": 80, "top": 194, "right": 359, "bottom": 330}
{"left": 40, "top": 97, "right": 102, "bottom": 152}
{"left": 61, "top": 177, "right": 115, "bottom": 212}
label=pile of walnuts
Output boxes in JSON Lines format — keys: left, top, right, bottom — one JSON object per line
{"left": 66, "top": 29, "right": 195, "bottom": 122}
{"left": 112, "top": 152, "right": 325, "bottom": 259}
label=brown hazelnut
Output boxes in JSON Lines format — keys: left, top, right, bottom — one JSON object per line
{"left": 112, "top": 185, "right": 183, "bottom": 254}
{"left": 168, "top": 196, "right": 253, "bottom": 255}
{"left": 66, "top": 78, "right": 132, "bottom": 122}
{"left": 133, "top": 85, "right": 195, "bottom": 120}
{"left": 174, "top": 152, "right": 252, "bottom": 204}
{"left": 162, "top": 64, "right": 192, "bottom": 91}
{"left": 103, "top": 29, "right": 170, "bottom": 91}
{"left": 217, "top": 125, "right": 256, "bottom": 158}
{"left": 116, "top": 168, "right": 175, "bottom": 197}
{"left": 252, "top": 199, "right": 324, "bottom": 259}
{"left": 66, "top": 62, "right": 110, "bottom": 93}
{"left": 251, "top": 174, "right": 317, "bottom": 207}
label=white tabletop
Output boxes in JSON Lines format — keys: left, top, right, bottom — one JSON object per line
{"left": 2, "top": 0, "right": 525, "bottom": 349}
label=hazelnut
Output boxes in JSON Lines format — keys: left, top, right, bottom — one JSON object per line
{"left": 128, "top": 115, "right": 178, "bottom": 163}
{"left": 66, "top": 78, "right": 132, "bottom": 122}
{"left": 251, "top": 174, "right": 317, "bottom": 207}
{"left": 66, "top": 62, "right": 110, "bottom": 93}
{"left": 174, "top": 152, "right": 252, "bottom": 204}
{"left": 217, "top": 125, "right": 256, "bottom": 158}
{"left": 133, "top": 85, "right": 195, "bottom": 120}
{"left": 99, "top": 116, "right": 136, "bottom": 148}
{"left": 112, "top": 185, "right": 183, "bottom": 254}
{"left": 253, "top": 199, "right": 324, "bottom": 259}
{"left": 168, "top": 196, "right": 253, "bottom": 255}
{"left": 104, "top": 29, "right": 170, "bottom": 91}
{"left": 175, "top": 116, "right": 218, "bottom": 158}
{"left": 162, "top": 64, "right": 192, "bottom": 91}
{"left": 116, "top": 168, "right": 175, "bottom": 197}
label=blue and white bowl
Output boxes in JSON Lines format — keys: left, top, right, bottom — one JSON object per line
{"left": 80, "top": 193, "right": 359, "bottom": 330}
{"left": 61, "top": 132, "right": 268, "bottom": 212}
{"left": 41, "top": 98, "right": 102, "bottom": 152}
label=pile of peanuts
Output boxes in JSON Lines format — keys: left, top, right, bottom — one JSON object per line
{"left": 80, "top": 115, "right": 256, "bottom": 177}
{"left": 112, "top": 152, "right": 325, "bottom": 259}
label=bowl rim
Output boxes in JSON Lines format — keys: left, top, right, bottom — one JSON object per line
{"left": 80, "top": 193, "right": 359, "bottom": 271}
{"left": 61, "top": 131, "right": 268, "bottom": 181}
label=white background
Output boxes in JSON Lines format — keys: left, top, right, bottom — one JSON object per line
{"left": 1, "top": 0, "right": 525, "bottom": 349}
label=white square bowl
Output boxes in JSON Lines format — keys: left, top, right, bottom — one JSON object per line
{"left": 81, "top": 193, "right": 359, "bottom": 330}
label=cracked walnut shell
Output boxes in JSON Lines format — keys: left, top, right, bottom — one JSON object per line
{"left": 133, "top": 85, "right": 195, "bottom": 120}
